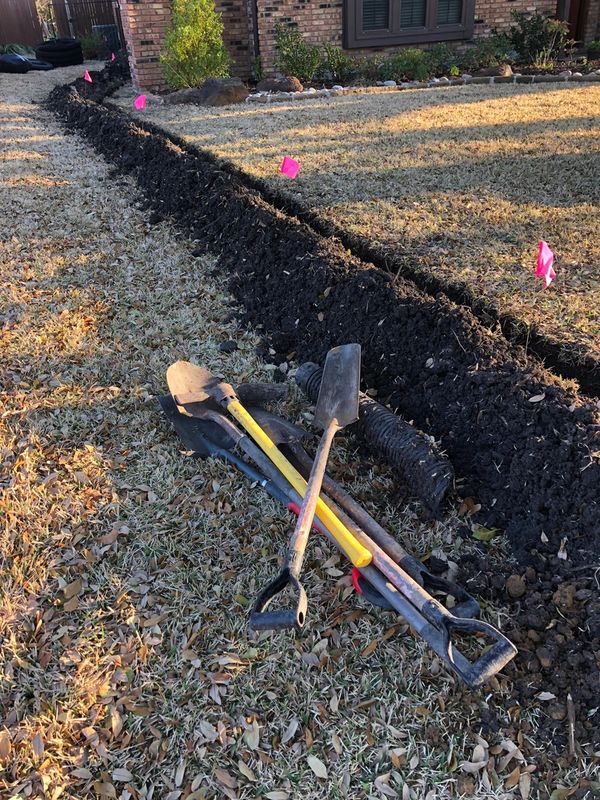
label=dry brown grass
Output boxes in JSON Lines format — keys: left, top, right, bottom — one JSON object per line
{"left": 0, "top": 69, "right": 590, "bottom": 799}
{"left": 122, "top": 83, "right": 600, "bottom": 368}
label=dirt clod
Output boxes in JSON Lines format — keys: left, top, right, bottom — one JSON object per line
{"left": 506, "top": 574, "right": 527, "bottom": 598}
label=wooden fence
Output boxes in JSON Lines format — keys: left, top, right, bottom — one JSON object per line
{"left": 0, "top": 0, "right": 43, "bottom": 46}
{"left": 51, "top": 0, "right": 123, "bottom": 43}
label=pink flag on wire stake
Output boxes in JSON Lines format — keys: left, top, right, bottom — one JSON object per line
{"left": 84, "top": 70, "right": 92, "bottom": 83}
{"left": 133, "top": 95, "right": 147, "bottom": 110}
{"left": 280, "top": 156, "right": 300, "bottom": 179}
{"left": 111, "top": 52, "right": 116, "bottom": 62}
{"left": 536, "top": 240, "right": 556, "bottom": 288}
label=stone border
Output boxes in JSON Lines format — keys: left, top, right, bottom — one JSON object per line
{"left": 247, "top": 69, "right": 600, "bottom": 103}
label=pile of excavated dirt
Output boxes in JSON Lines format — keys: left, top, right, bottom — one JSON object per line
{"left": 47, "top": 74, "right": 599, "bottom": 750}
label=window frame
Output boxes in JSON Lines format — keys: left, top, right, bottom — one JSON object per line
{"left": 343, "top": 0, "right": 475, "bottom": 48}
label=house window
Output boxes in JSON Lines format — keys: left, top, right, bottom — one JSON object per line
{"left": 344, "top": 0, "right": 475, "bottom": 47}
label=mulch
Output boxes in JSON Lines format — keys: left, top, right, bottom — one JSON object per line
{"left": 47, "top": 69, "right": 600, "bottom": 757}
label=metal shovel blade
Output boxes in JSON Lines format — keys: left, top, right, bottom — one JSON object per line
{"left": 314, "top": 343, "right": 361, "bottom": 431}
{"left": 166, "top": 361, "right": 220, "bottom": 415}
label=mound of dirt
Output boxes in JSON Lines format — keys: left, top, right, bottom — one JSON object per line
{"left": 46, "top": 75, "right": 600, "bottom": 748}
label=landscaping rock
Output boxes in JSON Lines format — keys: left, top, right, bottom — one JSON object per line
{"left": 383, "top": 80, "right": 397, "bottom": 87}
{"left": 331, "top": 84, "right": 344, "bottom": 91}
{"left": 474, "top": 64, "right": 513, "bottom": 77}
{"left": 162, "top": 78, "right": 248, "bottom": 107}
{"left": 506, "top": 574, "right": 526, "bottom": 598}
{"left": 256, "top": 75, "right": 303, "bottom": 93}
{"left": 219, "top": 340, "right": 238, "bottom": 353}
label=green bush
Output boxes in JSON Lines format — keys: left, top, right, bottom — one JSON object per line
{"left": 587, "top": 39, "right": 600, "bottom": 55}
{"left": 427, "top": 42, "right": 455, "bottom": 74}
{"left": 509, "top": 11, "right": 568, "bottom": 63}
{"left": 161, "top": 0, "right": 229, "bottom": 89}
{"left": 80, "top": 33, "right": 105, "bottom": 59}
{"left": 459, "top": 33, "right": 512, "bottom": 71}
{"left": 379, "top": 48, "right": 433, "bottom": 82}
{"left": 274, "top": 24, "right": 320, "bottom": 83}
{"left": 318, "top": 42, "right": 360, "bottom": 84}
{"left": 360, "top": 54, "right": 385, "bottom": 83}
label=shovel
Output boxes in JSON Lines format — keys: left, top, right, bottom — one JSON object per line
{"left": 166, "top": 360, "right": 372, "bottom": 569}
{"left": 249, "top": 343, "right": 361, "bottom": 631}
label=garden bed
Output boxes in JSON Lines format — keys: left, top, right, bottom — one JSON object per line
{"left": 120, "top": 80, "right": 600, "bottom": 396}
{"left": 46, "top": 71, "right": 600, "bottom": 758}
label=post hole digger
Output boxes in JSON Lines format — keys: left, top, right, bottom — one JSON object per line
{"left": 162, "top": 354, "right": 517, "bottom": 688}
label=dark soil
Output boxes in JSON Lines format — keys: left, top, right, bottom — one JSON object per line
{"left": 46, "top": 72, "right": 600, "bottom": 755}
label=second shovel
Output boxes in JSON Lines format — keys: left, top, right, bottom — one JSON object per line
{"left": 250, "top": 343, "right": 361, "bottom": 631}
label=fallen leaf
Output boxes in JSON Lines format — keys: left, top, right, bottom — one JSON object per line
{"left": 307, "top": 755, "right": 328, "bottom": 779}
{"left": 244, "top": 720, "right": 260, "bottom": 750}
{"left": 238, "top": 760, "right": 256, "bottom": 782}
{"left": 32, "top": 732, "right": 44, "bottom": 760}
{"left": 0, "top": 729, "right": 12, "bottom": 762}
{"left": 536, "top": 691, "right": 557, "bottom": 701}
{"left": 472, "top": 526, "right": 500, "bottom": 542}
{"left": 99, "top": 526, "right": 121, "bottom": 545}
{"left": 505, "top": 765, "right": 521, "bottom": 789}
{"left": 214, "top": 768, "right": 237, "bottom": 789}
{"left": 281, "top": 718, "right": 298, "bottom": 744}
{"left": 519, "top": 772, "right": 531, "bottom": 800}
{"left": 317, "top": 312, "right": 324, "bottom": 322}
{"left": 92, "top": 782, "right": 117, "bottom": 798}
{"left": 265, "top": 792, "right": 289, "bottom": 800}
{"left": 71, "top": 767, "right": 93, "bottom": 780}
{"left": 528, "top": 393, "right": 545, "bottom": 403}
{"left": 360, "top": 640, "right": 377, "bottom": 657}
{"left": 111, "top": 707, "right": 123, "bottom": 738}
{"left": 175, "top": 760, "right": 186, "bottom": 787}
{"left": 112, "top": 768, "right": 133, "bottom": 782}
{"left": 64, "top": 579, "right": 82, "bottom": 599}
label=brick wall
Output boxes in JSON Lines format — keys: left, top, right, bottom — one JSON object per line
{"left": 118, "top": 0, "right": 171, "bottom": 91}
{"left": 119, "top": 0, "right": 254, "bottom": 91}
{"left": 256, "top": 0, "right": 564, "bottom": 74}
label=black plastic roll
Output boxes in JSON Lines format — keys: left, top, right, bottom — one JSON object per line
{"left": 295, "top": 362, "right": 454, "bottom": 515}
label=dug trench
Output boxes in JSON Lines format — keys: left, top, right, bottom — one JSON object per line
{"left": 47, "top": 73, "right": 599, "bottom": 756}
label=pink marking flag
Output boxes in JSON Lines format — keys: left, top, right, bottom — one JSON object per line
{"left": 280, "top": 156, "right": 300, "bottom": 179}
{"left": 536, "top": 240, "right": 556, "bottom": 288}
{"left": 84, "top": 70, "right": 92, "bottom": 83}
{"left": 133, "top": 94, "right": 147, "bottom": 110}
{"left": 111, "top": 52, "right": 116, "bottom": 62}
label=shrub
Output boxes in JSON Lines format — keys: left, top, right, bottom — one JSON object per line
{"left": 80, "top": 33, "right": 105, "bottom": 59}
{"left": 427, "top": 42, "right": 455, "bottom": 74}
{"left": 161, "top": 0, "right": 229, "bottom": 89}
{"left": 318, "top": 42, "right": 360, "bottom": 84}
{"left": 274, "top": 24, "right": 320, "bottom": 83}
{"left": 0, "top": 43, "right": 34, "bottom": 55}
{"left": 360, "top": 54, "right": 385, "bottom": 83}
{"left": 379, "top": 48, "right": 433, "bottom": 81}
{"left": 587, "top": 39, "right": 600, "bottom": 56}
{"left": 459, "top": 33, "right": 512, "bottom": 71}
{"left": 509, "top": 11, "right": 568, "bottom": 63}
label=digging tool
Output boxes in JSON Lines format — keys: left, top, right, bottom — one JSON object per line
{"left": 166, "top": 361, "right": 372, "bottom": 569}
{"left": 249, "top": 343, "right": 361, "bottom": 631}
{"left": 160, "top": 397, "right": 517, "bottom": 686}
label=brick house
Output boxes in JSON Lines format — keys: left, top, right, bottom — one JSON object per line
{"left": 118, "top": 0, "right": 600, "bottom": 90}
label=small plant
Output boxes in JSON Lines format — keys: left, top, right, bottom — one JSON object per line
{"left": 587, "top": 39, "right": 600, "bottom": 57}
{"left": 459, "top": 34, "right": 512, "bottom": 71}
{"left": 252, "top": 56, "right": 264, "bottom": 83}
{"left": 509, "top": 11, "right": 568, "bottom": 63}
{"left": 360, "top": 54, "right": 385, "bottom": 83}
{"left": 449, "top": 64, "right": 460, "bottom": 77}
{"left": 161, "top": 0, "right": 229, "bottom": 89}
{"left": 318, "top": 42, "right": 360, "bottom": 84}
{"left": 274, "top": 24, "right": 320, "bottom": 83}
{"left": 427, "top": 42, "right": 453, "bottom": 73}
{"left": 379, "top": 48, "right": 433, "bottom": 82}
{"left": 80, "top": 33, "right": 105, "bottom": 59}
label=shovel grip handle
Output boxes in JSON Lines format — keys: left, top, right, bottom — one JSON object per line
{"left": 226, "top": 399, "right": 372, "bottom": 568}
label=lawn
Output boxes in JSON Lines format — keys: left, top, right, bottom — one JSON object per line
{"left": 0, "top": 68, "right": 525, "bottom": 800}
{"left": 124, "top": 83, "right": 600, "bottom": 375}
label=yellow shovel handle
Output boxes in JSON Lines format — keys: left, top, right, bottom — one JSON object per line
{"left": 227, "top": 399, "right": 372, "bottom": 568}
